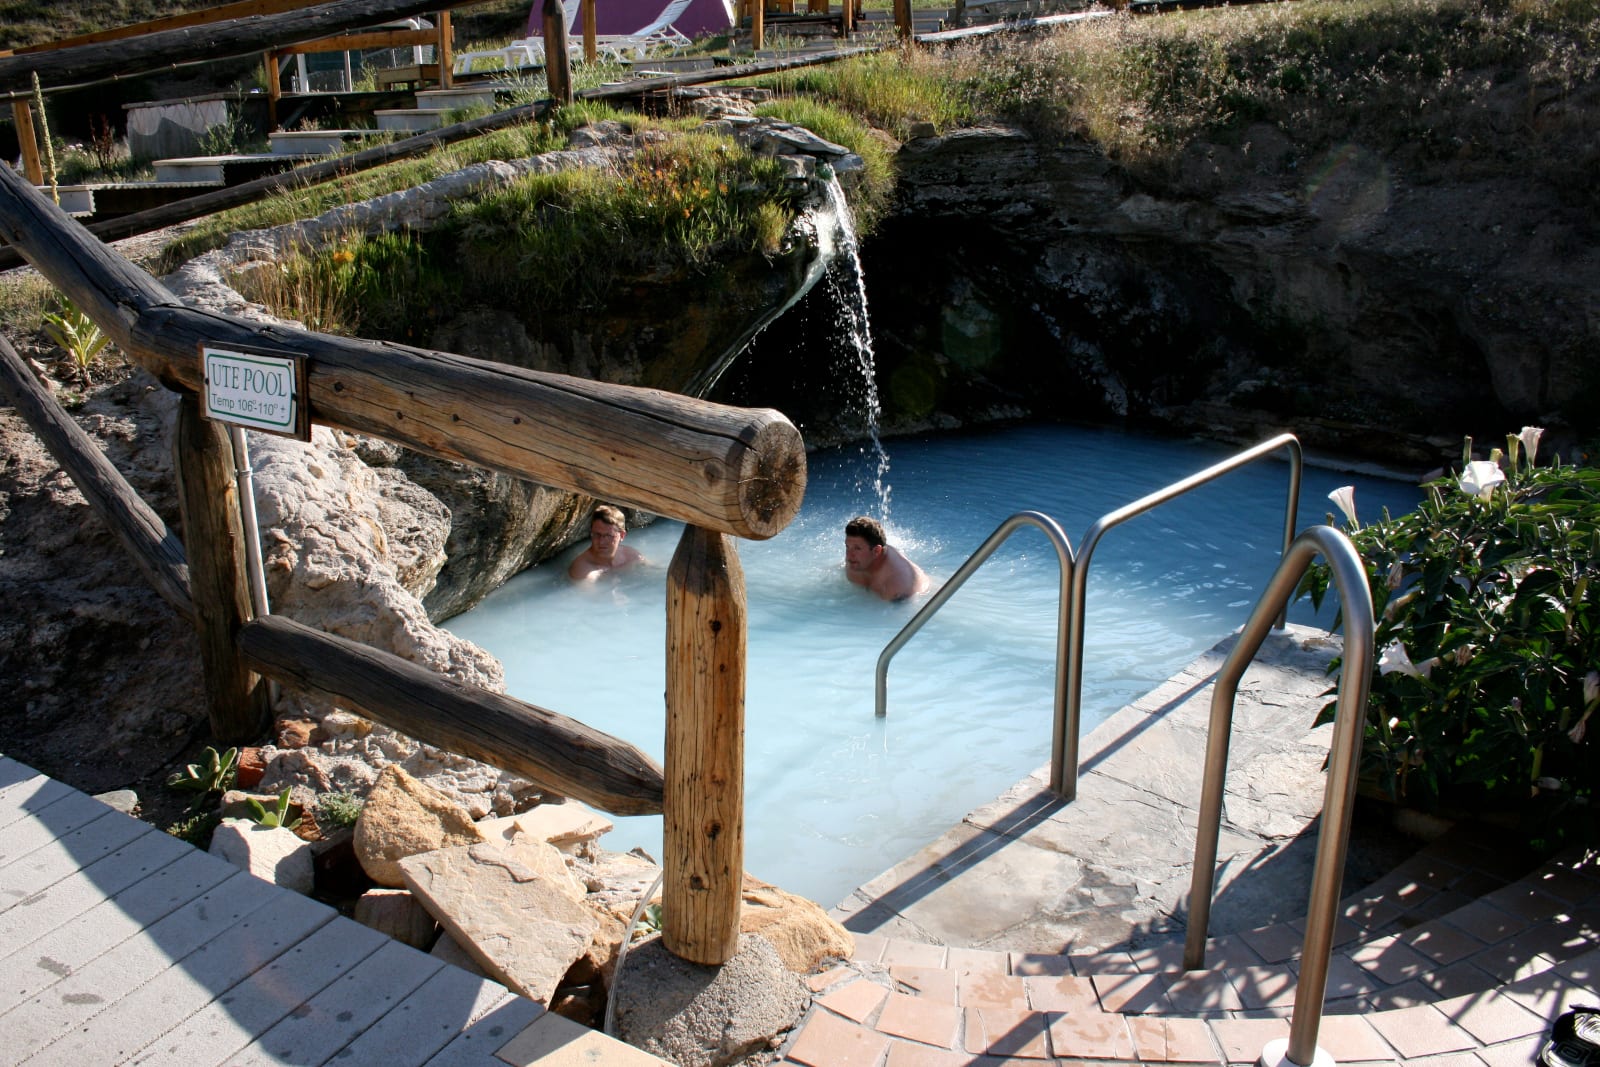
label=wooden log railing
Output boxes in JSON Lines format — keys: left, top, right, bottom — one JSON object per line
{"left": 0, "top": 165, "right": 806, "bottom": 540}
{"left": 240, "top": 615, "right": 667, "bottom": 813}
{"left": 0, "top": 328, "right": 670, "bottom": 812}
{"left": 0, "top": 0, "right": 484, "bottom": 99}
{"left": 0, "top": 129, "right": 803, "bottom": 960}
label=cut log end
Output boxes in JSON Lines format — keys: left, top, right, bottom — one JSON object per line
{"left": 736, "top": 413, "right": 807, "bottom": 540}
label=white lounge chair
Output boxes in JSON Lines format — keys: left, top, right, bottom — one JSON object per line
{"left": 585, "top": 0, "right": 695, "bottom": 61}
{"left": 451, "top": 0, "right": 581, "bottom": 73}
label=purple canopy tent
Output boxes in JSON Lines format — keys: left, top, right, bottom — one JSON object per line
{"left": 526, "top": 0, "right": 735, "bottom": 40}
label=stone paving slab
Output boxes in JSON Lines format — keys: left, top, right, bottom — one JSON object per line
{"left": 831, "top": 625, "right": 1369, "bottom": 955}
{"left": 786, "top": 627, "right": 1597, "bottom": 1067}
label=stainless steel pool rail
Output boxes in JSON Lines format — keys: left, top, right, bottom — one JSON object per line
{"left": 874, "top": 510, "right": 1076, "bottom": 784}
{"left": 1183, "top": 524, "right": 1374, "bottom": 1067}
{"left": 875, "top": 433, "right": 1304, "bottom": 802}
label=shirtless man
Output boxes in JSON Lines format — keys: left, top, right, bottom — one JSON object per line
{"left": 568, "top": 505, "right": 644, "bottom": 581}
{"left": 844, "top": 515, "right": 930, "bottom": 601}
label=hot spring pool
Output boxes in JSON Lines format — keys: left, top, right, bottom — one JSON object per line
{"left": 444, "top": 423, "right": 1419, "bottom": 907}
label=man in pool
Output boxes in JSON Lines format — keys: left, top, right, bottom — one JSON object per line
{"left": 568, "top": 505, "right": 644, "bottom": 581}
{"left": 844, "top": 515, "right": 930, "bottom": 601}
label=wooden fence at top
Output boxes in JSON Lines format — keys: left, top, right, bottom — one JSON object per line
{"left": 0, "top": 148, "right": 806, "bottom": 965}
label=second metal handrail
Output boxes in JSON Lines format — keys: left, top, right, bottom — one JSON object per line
{"left": 876, "top": 434, "right": 1303, "bottom": 803}
{"left": 874, "top": 510, "right": 1075, "bottom": 784}
{"left": 1182, "top": 524, "right": 1374, "bottom": 1067}
{"left": 1053, "top": 433, "right": 1302, "bottom": 797}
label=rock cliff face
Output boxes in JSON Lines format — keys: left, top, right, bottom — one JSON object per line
{"left": 725, "top": 123, "right": 1598, "bottom": 466}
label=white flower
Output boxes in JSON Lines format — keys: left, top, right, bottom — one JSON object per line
{"left": 1459, "top": 460, "right": 1506, "bottom": 500}
{"left": 1586, "top": 671, "right": 1600, "bottom": 708}
{"left": 1327, "top": 485, "right": 1358, "bottom": 527}
{"left": 1520, "top": 426, "right": 1544, "bottom": 467}
{"left": 1379, "top": 642, "right": 1432, "bottom": 679}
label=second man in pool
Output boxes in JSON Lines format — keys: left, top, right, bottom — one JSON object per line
{"left": 844, "top": 516, "right": 930, "bottom": 601}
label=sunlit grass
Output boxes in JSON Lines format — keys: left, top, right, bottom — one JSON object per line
{"left": 158, "top": 103, "right": 634, "bottom": 269}
{"left": 233, "top": 126, "right": 806, "bottom": 337}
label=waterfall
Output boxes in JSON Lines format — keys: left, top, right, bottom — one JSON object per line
{"left": 820, "top": 175, "right": 892, "bottom": 522}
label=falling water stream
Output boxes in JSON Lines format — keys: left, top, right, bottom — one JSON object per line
{"left": 820, "top": 176, "right": 893, "bottom": 520}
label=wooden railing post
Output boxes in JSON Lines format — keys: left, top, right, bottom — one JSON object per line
{"left": 263, "top": 50, "right": 280, "bottom": 131}
{"left": 580, "top": 0, "right": 597, "bottom": 64}
{"left": 174, "top": 391, "right": 268, "bottom": 743}
{"left": 663, "top": 525, "right": 746, "bottom": 965}
{"left": 10, "top": 101, "right": 43, "bottom": 185}
{"left": 542, "top": 0, "right": 573, "bottom": 106}
{"left": 894, "top": 0, "right": 912, "bottom": 41}
{"left": 436, "top": 10, "right": 453, "bottom": 88}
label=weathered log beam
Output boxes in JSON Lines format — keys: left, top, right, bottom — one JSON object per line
{"left": 663, "top": 525, "right": 746, "bottom": 965}
{"left": 0, "top": 165, "right": 808, "bottom": 539}
{"left": 0, "top": 0, "right": 481, "bottom": 98}
{"left": 8, "top": 0, "right": 344, "bottom": 55}
{"left": 0, "top": 330, "right": 195, "bottom": 625}
{"left": 239, "top": 614, "right": 666, "bottom": 814}
{"left": 281, "top": 27, "right": 441, "bottom": 54}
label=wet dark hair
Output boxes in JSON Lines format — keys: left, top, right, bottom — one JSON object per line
{"left": 845, "top": 515, "right": 886, "bottom": 548}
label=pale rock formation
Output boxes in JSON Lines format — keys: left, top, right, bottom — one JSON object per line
{"left": 478, "top": 799, "right": 615, "bottom": 855}
{"left": 399, "top": 840, "right": 599, "bottom": 1005}
{"left": 208, "top": 818, "right": 316, "bottom": 894}
{"left": 353, "top": 766, "right": 487, "bottom": 887}
{"left": 739, "top": 876, "right": 853, "bottom": 974}
{"left": 353, "top": 887, "right": 439, "bottom": 949}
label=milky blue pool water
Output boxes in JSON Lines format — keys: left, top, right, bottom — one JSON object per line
{"left": 444, "top": 422, "right": 1419, "bottom": 907}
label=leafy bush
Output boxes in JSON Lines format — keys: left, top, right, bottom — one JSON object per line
{"left": 41, "top": 294, "right": 111, "bottom": 382}
{"left": 246, "top": 786, "right": 302, "bottom": 831}
{"left": 1300, "top": 429, "right": 1600, "bottom": 848}
{"left": 316, "top": 791, "right": 365, "bottom": 829}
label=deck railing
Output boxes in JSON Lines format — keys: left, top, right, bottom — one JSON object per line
{"left": 0, "top": 158, "right": 805, "bottom": 966}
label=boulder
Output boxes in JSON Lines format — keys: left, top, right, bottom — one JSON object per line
{"left": 478, "top": 799, "right": 615, "bottom": 855}
{"left": 399, "top": 841, "right": 599, "bottom": 1006}
{"left": 209, "top": 818, "right": 315, "bottom": 894}
{"left": 739, "top": 876, "right": 853, "bottom": 973}
{"left": 353, "top": 888, "right": 438, "bottom": 949}
{"left": 353, "top": 766, "right": 486, "bottom": 887}
{"left": 610, "top": 934, "right": 808, "bottom": 1067}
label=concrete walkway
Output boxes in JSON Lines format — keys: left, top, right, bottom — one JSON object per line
{"left": 830, "top": 624, "right": 1373, "bottom": 954}
{"left": 771, "top": 624, "right": 1600, "bottom": 1066}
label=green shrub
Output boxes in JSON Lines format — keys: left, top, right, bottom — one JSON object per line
{"left": 246, "top": 786, "right": 302, "bottom": 831}
{"left": 316, "top": 791, "right": 365, "bottom": 829}
{"left": 1300, "top": 429, "right": 1600, "bottom": 849}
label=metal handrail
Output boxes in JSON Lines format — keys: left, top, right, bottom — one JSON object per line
{"left": 1182, "top": 524, "right": 1374, "bottom": 1067}
{"left": 875, "top": 435, "right": 1304, "bottom": 804}
{"left": 874, "top": 510, "right": 1075, "bottom": 785}
{"left": 1051, "top": 433, "right": 1302, "bottom": 798}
